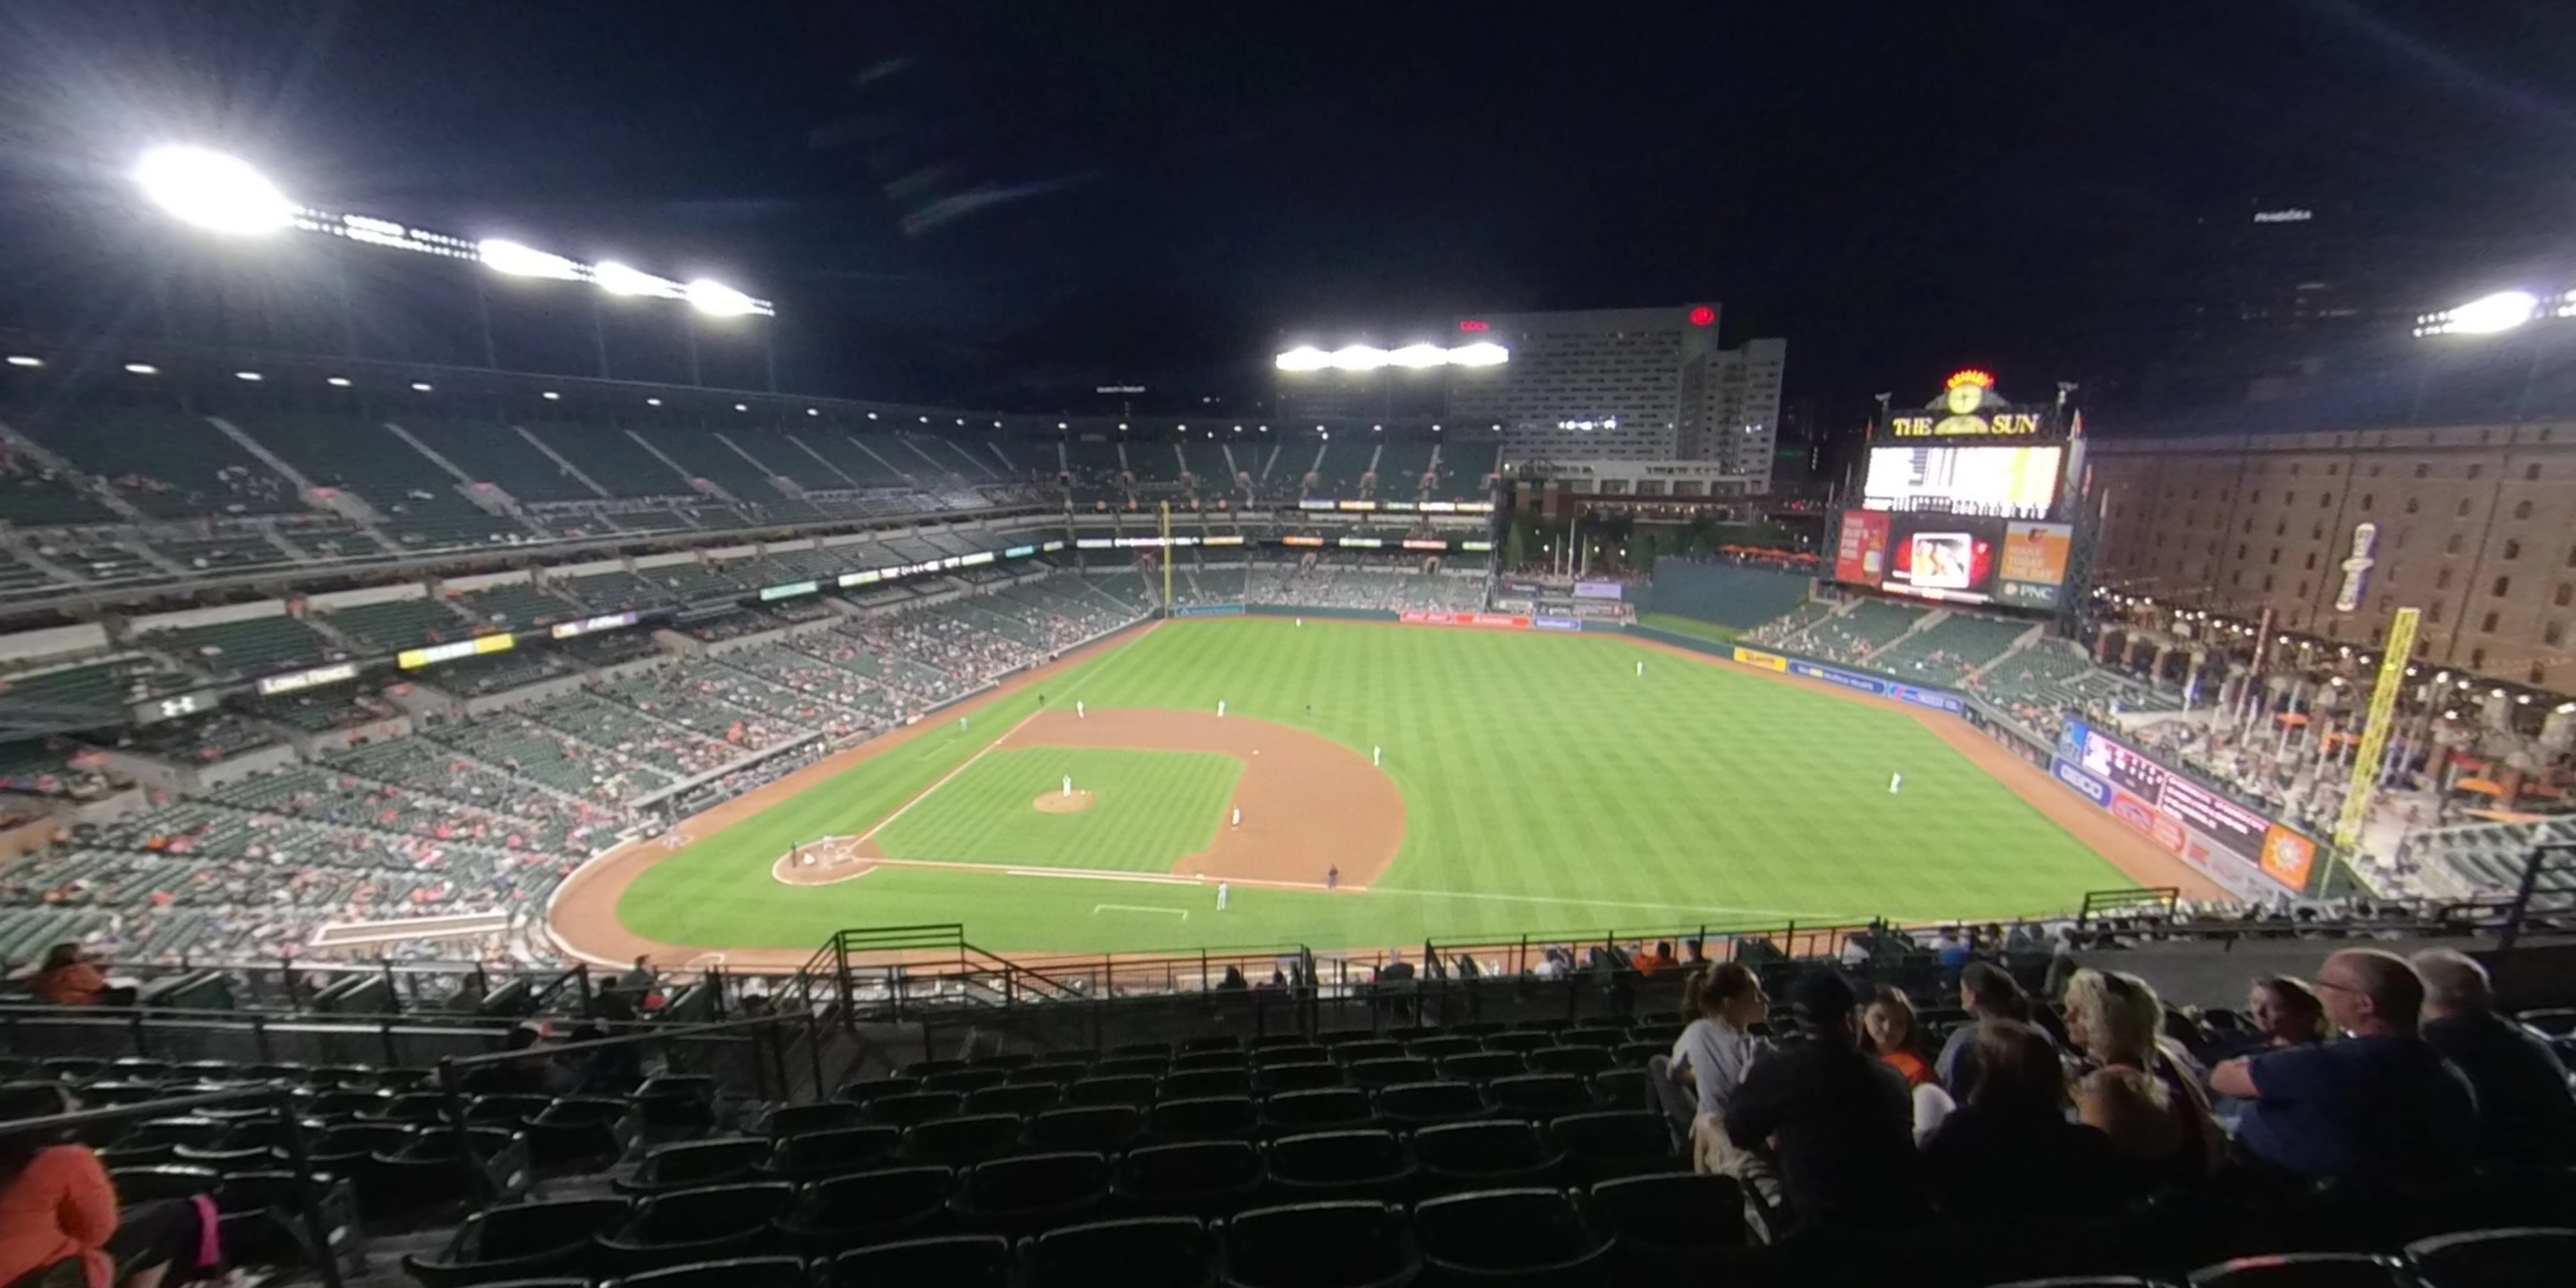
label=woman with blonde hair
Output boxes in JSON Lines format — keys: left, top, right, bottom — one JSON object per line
{"left": 2062, "top": 968, "right": 2223, "bottom": 1184}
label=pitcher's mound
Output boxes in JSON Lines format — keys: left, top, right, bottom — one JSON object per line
{"left": 1033, "top": 790, "right": 1097, "bottom": 814}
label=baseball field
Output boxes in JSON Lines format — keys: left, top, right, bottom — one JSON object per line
{"left": 554, "top": 616, "right": 2199, "bottom": 967}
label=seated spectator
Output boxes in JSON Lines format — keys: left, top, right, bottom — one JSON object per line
{"left": 1921, "top": 1019, "right": 2138, "bottom": 1221}
{"left": 2246, "top": 975, "right": 2331, "bottom": 1051}
{"left": 2210, "top": 948, "right": 2479, "bottom": 1190}
{"left": 29, "top": 944, "right": 117, "bottom": 1008}
{"left": 0, "top": 1081, "right": 222, "bottom": 1288}
{"left": 1725, "top": 971, "right": 1927, "bottom": 1235}
{"left": 2411, "top": 947, "right": 2576, "bottom": 1169}
{"left": 1651, "top": 963, "right": 1769, "bottom": 1173}
{"left": 1864, "top": 986, "right": 1938, "bottom": 1090}
{"left": 2063, "top": 968, "right": 2223, "bottom": 1185}
{"left": 1935, "top": 961, "right": 2038, "bottom": 1100}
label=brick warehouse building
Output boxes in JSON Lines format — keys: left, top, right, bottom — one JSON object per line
{"left": 2089, "top": 419, "right": 2576, "bottom": 688}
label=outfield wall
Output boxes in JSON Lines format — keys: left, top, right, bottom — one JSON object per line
{"left": 1627, "top": 624, "right": 2328, "bottom": 901}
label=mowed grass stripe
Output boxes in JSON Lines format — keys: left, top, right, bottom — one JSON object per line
{"left": 872, "top": 747, "right": 1239, "bottom": 871}
{"left": 618, "top": 617, "right": 2129, "bottom": 952}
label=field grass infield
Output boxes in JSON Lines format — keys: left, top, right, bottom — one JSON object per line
{"left": 612, "top": 617, "right": 2130, "bottom": 955}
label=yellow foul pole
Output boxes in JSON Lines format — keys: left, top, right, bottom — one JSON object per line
{"left": 2333, "top": 606, "right": 2419, "bottom": 851}
{"left": 1159, "top": 502, "right": 1173, "bottom": 613}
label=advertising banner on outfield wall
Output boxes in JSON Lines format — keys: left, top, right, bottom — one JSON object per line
{"left": 1399, "top": 611, "right": 1533, "bottom": 630}
{"left": 1175, "top": 603, "right": 1246, "bottom": 618}
{"left": 2054, "top": 718, "right": 2314, "bottom": 897}
{"left": 1730, "top": 647, "right": 1789, "bottom": 673}
{"left": 1532, "top": 616, "right": 1583, "bottom": 632}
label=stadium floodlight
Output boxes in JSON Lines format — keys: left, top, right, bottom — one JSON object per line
{"left": 686, "top": 279, "right": 759, "bottom": 317}
{"left": 1389, "top": 342, "right": 1450, "bottom": 369}
{"left": 135, "top": 147, "right": 296, "bottom": 235}
{"left": 733, "top": 402, "right": 749, "bottom": 412}
{"left": 594, "top": 261, "right": 682, "bottom": 298}
{"left": 325, "top": 375, "right": 351, "bottom": 386}
{"left": 1449, "top": 341, "right": 1511, "bottom": 367}
{"left": 236, "top": 370, "right": 264, "bottom": 381}
{"left": 123, "top": 363, "right": 158, "bottom": 375}
{"left": 2414, "top": 289, "right": 2542, "bottom": 337}
{"left": 3, "top": 355, "right": 40, "bottom": 368}
{"left": 1329, "top": 344, "right": 1390, "bottom": 371}
{"left": 645, "top": 397, "right": 663, "bottom": 406}
{"left": 1274, "top": 346, "right": 1331, "bottom": 372}
{"left": 541, "top": 391, "right": 561, "bottom": 400}
{"left": 807, "top": 408, "right": 819, "bottom": 416}
{"left": 409, "top": 381, "right": 433, "bottom": 391}
{"left": 480, "top": 238, "right": 582, "bottom": 280}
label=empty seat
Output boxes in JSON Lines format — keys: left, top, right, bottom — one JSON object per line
{"left": 1255, "top": 1063, "right": 1344, "bottom": 1096}
{"left": 779, "top": 1166, "right": 952, "bottom": 1253}
{"left": 1558, "top": 1026, "right": 1628, "bottom": 1050}
{"left": 1588, "top": 1068, "right": 1648, "bottom": 1113}
{"left": 1031, "top": 1216, "right": 1213, "bottom": 1288}
{"left": 2188, "top": 1253, "right": 2407, "bottom": 1287}
{"left": 1162, "top": 1068, "right": 1253, "bottom": 1100}
{"left": 1483, "top": 1032, "right": 1555, "bottom": 1055}
{"left": 1183, "top": 1036, "right": 1243, "bottom": 1054}
{"left": 1221, "top": 1201, "right": 1418, "bottom": 1288}
{"left": 1010, "top": 1061, "right": 1091, "bottom": 1086}
{"left": 1374, "top": 1082, "right": 1485, "bottom": 1130}
{"left": 1255, "top": 1045, "right": 1330, "bottom": 1069}
{"left": 521, "top": 1098, "right": 626, "bottom": 1170}
{"left": 765, "top": 1101, "right": 862, "bottom": 1136}
{"left": 1173, "top": 1050, "right": 1249, "bottom": 1073}
{"left": 1413, "top": 1187, "right": 1610, "bottom": 1287}
{"left": 952, "top": 1151, "right": 1111, "bottom": 1237}
{"left": 630, "top": 1075, "right": 717, "bottom": 1132}
{"left": 2404, "top": 1227, "right": 2576, "bottom": 1288}
{"left": 1328, "top": 1041, "right": 1403, "bottom": 1066}
{"left": 763, "top": 1126, "right": 899, "bottom": 1181}
{"left": 904, "top": 1058, "right": 968, "bottom": 1078}
{"left": 967, "top": 1083, "right": 1060, "bottom": 1118}
{"left": 839, "top": 1076, "right": 921, "bottom": 1107}
{"left": 969, "top": 1052, "right": 1035, "bottom": 1070}
{"left": 1263, "top": 1090, "right": 1375, "bottom": 1135}
{"left": 1436, "top": 1053, "right": 1525, "bottom": 1085}
{"left": 1066, "top": 1074, "right": 1160, "bottom": 1108}
{"left": 1117, "top": 1141, "right": 1264, "bottom": 1219}
{"left": 924, "top": 1068, "right": 1008, "bottom": 1095}
{"left": 1345, "top": 1058, "right": 1435, "bottom": 1091}
{"left": 1029, "top": 1105, "right": 1144, "bottom": 1154}
{"left": 1096, "top": 1055, "right": 1171, "bottom": 1080}
{"left": 832, "top": 1235, "right": 1013, "bottom": 1288}
{"left": 593, "top": 1181, "right": 791, "bottom": 1274}
{"left": 866, "top": 1091, "right": 964, "bottom": 1129}
{"left": 1407, "top": 1036, "right": 1481, "bottom": 1062}
{"left": 1550, "top": 1112, "right": 1678, "bottom": 1181}
{"left": 1152, "top": 1096, "right": 1259, "bottom": 1143}
{"left": 1411, "top": 1121, "right": 1562, "bottom": 1189}
{"left": 403, "top": 1196, "right": 630, "bottom": 1288}
{"left": 1485, "top": 1075, "right": 1591, "bottom": 1119}
{"left": 899, "top": 1113, "right": 1024, "bottom": 1167}
{"left": 605, "top": 1256, "right": 805, "bottom": 1288}
{"left": 1587, "top": 1174, "right": 1748, "bottom": 1272}
{"left": 1523, "top": 1046, "right": 1614, "bottom": 1078}
{"left": 1266, "top": 1130, "right": 1415, "bottom": 1202}
{"left": 619, "top": 1140, "right": 769, "bottom": 1197}
{"left": 463, "top": 1096, "right": 553, "bottom": 1128}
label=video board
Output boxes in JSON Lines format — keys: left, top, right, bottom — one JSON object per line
{"left": 1835, "top": 510, "right": 2073, "bottom": 608}
{"left": 1862, "top": 444, "right": 2062, "bottom": 514}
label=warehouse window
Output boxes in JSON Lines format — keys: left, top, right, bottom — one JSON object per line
{"left": 2481, "top": 611, "right": 2500, "bottom": 634}
{"left": 2448, "top": 534, "right": 2464, "bottom": 554}
{"left": 2406, "top": 498, "right": 2420, "bottom": 514}
{"left": 2468, "top": 464, "right": 2483, "bottom": 480}
{"left": 2305, "top": 552, "right": 2318, "bottom": 570}
{"left": 2457, "top": 498, "right": 2473, "bottom": 517}
{"left": 2470, "top": 647, "right": 2485, "bottom": 668}
{"left": 2526, "top": 464, "right": 2542, "bottom": 481}
{"left": 2560, "top": 585, "right": 2574, "bottom": 607}
{"left": 2494, "top": 575, "right": 2511, "bottom": 597}
{"left": 2438, "top": 569, "right": 2452, "bottom": 589}
{"left": 2361, "top": 494, "right": 2373, "bottom": 508}
{"left": 2549, "top": 621, "right": 2566, "bottom": 647}
{"left": 2504, "top": 540, "right": 2521, "bottom": 561}
{"left": 2416, "top": 464, "right": 2431, "bottom": 478}
{"left": 2320, "top": 493, "right": 2334, "bottom": 508}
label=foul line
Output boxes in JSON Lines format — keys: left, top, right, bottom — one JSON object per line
{"left": 1361, "top": 883, "right": 1880, "bottom": 923}
{"left": 1094, "top": 903, "right": 1189, "bottom": 919}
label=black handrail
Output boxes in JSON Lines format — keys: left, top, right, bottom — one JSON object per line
{"left": 0, "top": 1085, "right": 347, "bottom": 1288}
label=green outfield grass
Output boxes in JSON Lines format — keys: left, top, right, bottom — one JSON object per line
{"left": 872, "top": 747, "right": 1241, "bottom": 870}
{"left": 614, "top": 615, "right": 2129, "bottom": 955}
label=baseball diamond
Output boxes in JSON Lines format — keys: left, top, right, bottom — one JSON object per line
{"left": 549, "top": 617, "right": 2213, "bottom": 966}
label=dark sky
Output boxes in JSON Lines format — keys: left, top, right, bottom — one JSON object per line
{"left": 3, "top": 1, "right": 2574, "bottom": 413}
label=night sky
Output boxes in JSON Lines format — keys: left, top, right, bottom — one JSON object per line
{"left": 3, "top": 1, "right": 2573, "bottom": 414}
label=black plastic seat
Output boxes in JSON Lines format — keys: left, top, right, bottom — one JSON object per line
{"left": 865, "top": 1091, "right": 964, "bottom": 1129}
{"left": 1435, "top": 1053, "right": 1525, "bottom": 1085}
{"left": 521, "top": 1097, "right": 627, "bottom": 1170}
{"left": 1407, "top": 1035, "right": 1481, "bottom": 1062}
{"left": 1183, "top": 1035, "right": 1243, "bottom": 1055}
{"left": 2187, "top": 1253, "right": 2407, "bottom": 1288}
{"left": 464, "top": 1095, "right": 555, "bottom": 1127}
{"left": 831, "top": 1235, "right": 1013, "bottom": 1288}
{"left": 1411, "top": 1121, "right": 1562, "bottom": 1190}
{"left": 1588, "top": 1068, "right": 1648, "bottom": 1113}
{"left": 1549, "top": 1112, "right": 1678, "bottom": 1181}
{"left": 1587, "top": 1173, "right": 1747, "bottom": 1271}
{"left": 952, "top": 1151, "right": 1111, "bottom": 1237}
{"left": 1262, "top": 1089, "right": 1375, "bottom": 1135}
{"left": 967, "top": 1083, "right": 1060, "bottom": 1118}
{"left": 1254, "top": 1044, "right": 1330, "bottom": 1069}
{"left": 126, "top": 1118, "right": 232, "bottom": 1149}
{"left": 1117, "top": 1141, "right": 1264, "bottom": 1218}
{"left": 1113, "top": 1041, "right": 1177, "bottom": 1060}
{"left": 1029, "top": 1105, "right": 1145, "bottom": 1154}
{"left": 1559, "top": 1026, "right": 1628, "bottom": 1050}
{"left": 969, "top": 1052, "right": 1035, "bottom": 1070}
{"left": 1255, "top": 1063, "right": 1344, "bottom": 1096}
{"left": 1328, "top": 1040, "right": 1404, "bottom": 1067}
{"left": 778, "top": 1166, "right": 952, "bottom": 1253}
{"left": 105, "top": 1165, "right": 220, "bottom": 1202}
{"left": 1096, "top": 1055, "right": 1171, "bottom": 1080}
{"left": 364, "top": 1091, "right": 451, "bottom": 1124}
{"left": 1414, "top": 1188, "right": 1610, "bottom": 1288}
{"left": 306, "top": 1090, "right": 395, "bottom": 1121}
{"left": 1163, "top": 1068, "right": 1253, "bottom": 1100}
{"left": 603, "top": 1255, "right": 806, "bottom": 1288}
{"left": 2404, "top": 1227, "right": 2576, "bottom": 1288}
{"left": 1482, "top": 1031, "right": 1555, "bottom": 1055}
{"left": 592, "top": 1181, "right": 791, "bottom": 1274}
{"left": 923, "top": 1068, "right": 1008, "bottom": 1095}
{"left": 1265, "top": 1130, "right": 1415, "bottom": 1202}
{"left": 1009, "top": 1061, "right": 1091, "bottom": 1086}
{"left": 765, "top": 1100, "right": 863, "bottom": 1136}
{"left": 1173, "top": 1050, "right": 1248, "bottom": 1073}
{"left": 1523, "top": 1046, "right": 1615, "bottom": 1078}
{"left": 618, "top": 1138, "right": 768, "bottom": 1196}
{"left": 904, "top": 1058, "right": 969, "bottom": 1078}
{"left": 1375, "top": 1082, "right": 1485, "bottom": 1130}
{"left": 361, "top": 1127, "right": 510, "bottom": 1227}
{"left": 838, "top": 1075, "right": 920, "bottom": 1108}
{"left": 1031, "top": 1216, "right": 1213, "bottom": 1288}
{"left": 1152, "top": 1096, "right": 1260, "bottom": 1142}
{"left": 1220, "top": 1201, "right": 1418, "bottom": 1288}
{"left": 1065, "top": 1074, "right": 1161, "bottom": 1108}
{"left": 630, "top": 1075, "right": 717, "bottom": 1132}
{"left": 899, "top": 1113, "right": 1024, "bottom": 1167}
{"left": 763, "top": 1126, "right": 900, "bottom": 1181}
{"left": 1345, "top": 1058, "right": 1435, "bottom": 1091}
{"left": 402, "top": 1196, "right": 629, "bottom": 1288}
{"left": 1485, "top": 1075, "right": 1591, "bottom": 1120}
{"left": 169, "top": 1144, "right": 275, "bottom": 1176}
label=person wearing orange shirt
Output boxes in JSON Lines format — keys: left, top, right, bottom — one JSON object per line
{"left": 1864, "top": 986, "right": 1939, "bottom": 1090}
{"left": 0, "top": 1082, "right": 219, "bottom": 1288}
{"left": 30, "top": 944, "right": 107, "bottom": 1008}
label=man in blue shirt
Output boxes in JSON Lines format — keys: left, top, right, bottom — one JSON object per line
{"left": 2210, "top": 948, "right": 2479, "bottom": 1189}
